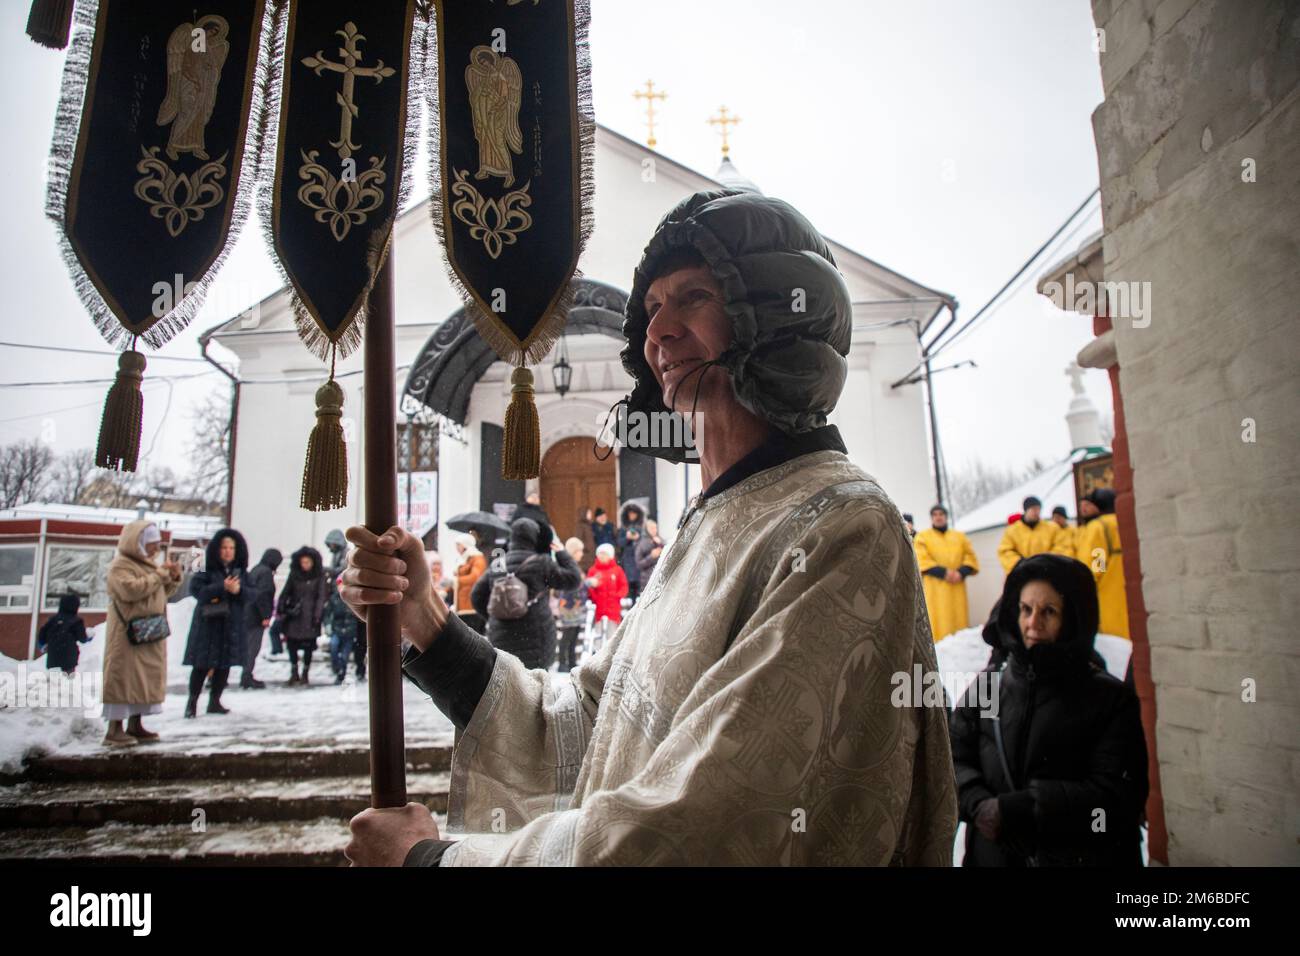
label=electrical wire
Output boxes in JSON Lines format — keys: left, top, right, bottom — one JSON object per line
{"left": 0, "top": 382, "right": 173, "bottom": 425}
{"left": 0, "top": 340, "right": 209, "bottom": 362}
{"left": 0, "top": 371, "right": 215, "bottom": 388}
{"left": 137, "top": 376, "right": 176, "bottom": 465}
{"left": 933, "top": 208, "right": 1102, "bottom": 359}
{"left": 903, "top": 189, "right": 1101, "bottom": 379}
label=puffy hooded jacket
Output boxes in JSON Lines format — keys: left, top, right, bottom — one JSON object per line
{"left": 279, "top": 546, "right": 329, "bottom": 643}
{"left": 245, "top": 548, "right": 282, "bottom": 625}
{"left": 950, "top": 554, "right": 1148, "bottom": 867}
{"left": 620, "top": 189, "right": 852, "bottom": 462}
{"left": 469, "top": 517, "right": 582, "bottom": 669}
{"left": 183, "top": 528, "right": 250, "bottom": 671}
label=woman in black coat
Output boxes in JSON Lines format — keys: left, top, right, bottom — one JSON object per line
{"left": 615, "top": 503, "right": 645, "bottom": 603}
{"left": 183, "top": 528, "right": 250, "bottom": 718}
{"left": 278, "top": 546, "right": 329, "bottom": 686}
{"left": 37, "top": 593, "right": 90, "bottom": 674}
{"left": 949, "top": 553, "right": 1149, "bottom": 866}
{"left": 470, "top": 517, "right": 582, "bottom": 670}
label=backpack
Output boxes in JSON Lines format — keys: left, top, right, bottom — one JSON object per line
{"left": 487, "top": 555, "right": 547, "bottom": 620}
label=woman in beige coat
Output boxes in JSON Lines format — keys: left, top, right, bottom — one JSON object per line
{"left": 102, "top": 520, "right": 182, "bottom": 746}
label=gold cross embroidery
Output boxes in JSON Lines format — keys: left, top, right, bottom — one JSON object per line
{"left": 302, "top": 22, "right": 396, "bottom": 160}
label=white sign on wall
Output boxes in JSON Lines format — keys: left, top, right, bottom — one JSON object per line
{"left": 398, "top": 472, "right": 438, "bottom": 536}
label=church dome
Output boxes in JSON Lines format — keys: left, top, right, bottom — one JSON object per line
{"left": 714, "top": 155, "right": 762, "bottom": 194}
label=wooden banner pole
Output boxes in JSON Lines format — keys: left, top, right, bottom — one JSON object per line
{"left": 364, "top": 250, "right": 407, "bottom": 809}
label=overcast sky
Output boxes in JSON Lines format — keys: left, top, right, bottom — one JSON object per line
{"left": 0, "top": 0, "right": 1109, "bottom": 497}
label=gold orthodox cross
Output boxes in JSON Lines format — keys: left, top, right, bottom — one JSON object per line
{"left": 303, "top": 21, "right": 396, "bottom": 160}
{"left": 707, "top": 105, "right": 741, "bottom": 156}
{"left": 633, "top": 79, "right": 667, "bottom": 148}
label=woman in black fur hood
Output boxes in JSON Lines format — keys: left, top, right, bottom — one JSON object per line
{"left": 277, "top": 546, "right": 330, "bottom": 685}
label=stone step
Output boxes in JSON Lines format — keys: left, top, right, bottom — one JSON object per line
{"left": 0, "top": 772, "right": 450, "bottom": 828}
{"left": 7, "top": 740, "right": 455, "bottom": 784}
{"left": 0, "top": 814, "right": 448, "bottom": 866}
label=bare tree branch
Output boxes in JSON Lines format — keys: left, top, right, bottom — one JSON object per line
{"left": 47, "top": 448, "right": 97, "bottom": 505}
{"left": 184, "top": 385, "right": 233, "bottom": 513}
{"left": 0, "top": 440, "right": 56, "bottom": 510}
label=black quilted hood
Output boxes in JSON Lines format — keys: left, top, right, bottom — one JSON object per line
{"left": 621, "top": 189, "right": 853, "bottom": 463}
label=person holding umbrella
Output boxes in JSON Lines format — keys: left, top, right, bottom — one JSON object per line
{"left": 446, "top": 511, "right": 512, "bottom": 557}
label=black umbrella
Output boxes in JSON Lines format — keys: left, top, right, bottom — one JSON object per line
{"left": 446, "top": 510, "right": 512, "bottom": 546}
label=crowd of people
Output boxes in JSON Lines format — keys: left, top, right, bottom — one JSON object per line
{"left": 904, "top": 490, "right": 1130, "bottom": 644}
{"left": 71, "top": 493, "right": 656, "bottom": 747}
{"left": 431, "top": 492, "right": 663, "bottom": 675}
{"left": 75, "top": 520, "right": 370, "bottom": 745}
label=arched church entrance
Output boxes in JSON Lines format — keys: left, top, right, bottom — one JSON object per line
{"left": 540, "top": 436, "right": 616, "bottom": 544}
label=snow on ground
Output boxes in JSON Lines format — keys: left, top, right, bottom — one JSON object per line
{"left": 0, "top": 597, "right": 453, "bottom": 772}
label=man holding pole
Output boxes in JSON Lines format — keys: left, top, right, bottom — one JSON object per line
{"left": 342, "top": 189, "right": 957, "bottom": 866}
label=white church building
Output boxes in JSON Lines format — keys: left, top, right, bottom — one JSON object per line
{"left": 208, "top": 126, "right": 952, "bottom": 568}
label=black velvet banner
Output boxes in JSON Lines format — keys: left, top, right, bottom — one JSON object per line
{"left": 431, "top": 0, "right": 591, "bottom": 367}
{"left": 54, "top": 0, "right": 265, "bottom": 346}
{"left": 269, "top": 0, "right": 418, "bottom": 359}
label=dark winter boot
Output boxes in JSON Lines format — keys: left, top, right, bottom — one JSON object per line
{"left": 185, "top": 667, "right": 204, "bottom": 719}
{"left": 206, "top": 670, "right": 231, "bottom": 714}
{"left": 300, "top": 661, "right": 311, "bottom": 686}
{"left": 288, "top": 663, "right": 300, "bottom": 686}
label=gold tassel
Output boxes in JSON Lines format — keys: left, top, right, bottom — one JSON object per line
{"left": 26, "top": 0, "right": 74, "bottom": 50}
{"left": 501, "top": 366, "right": 540, "bottom": 480}
{"left": 95, "top": 350, "right": 146, "bottom": 472}
{"left": 301, "top": 379, "right": 348, "bottom": 511}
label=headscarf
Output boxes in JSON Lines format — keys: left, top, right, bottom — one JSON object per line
{"left": 994, "top": 553, "right": 1100, "bottom": 680}
{"left": 137, "top": 522, "right": 161, "bottom": 559}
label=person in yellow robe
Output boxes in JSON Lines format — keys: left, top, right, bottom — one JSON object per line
{"left": 1050, "top": 505, "right": 1077, "bottom": 556}
{"left": 997, "top": 496, "right": 1062, "bottom": 574}
{"left": 1076, "top": 488, "right": 1129, "bottom": 638}
{"left": 914, "top": 505, "right": 978, "bottom": 641}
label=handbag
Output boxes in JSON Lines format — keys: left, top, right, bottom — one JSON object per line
{"left": 200, "top": 599, "right": 230, "bottom": 620}
{"left": 279, "top": 593, "right": 302, "bottom": 620}
{"left": 112, "top": 602, "right": 170, "bottom": 646}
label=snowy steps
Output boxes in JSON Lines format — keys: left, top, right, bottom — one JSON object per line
{"left": 0, "top": 742, "right": 455, "bottom": 865}
{"left": 0, "top": 814, "right": 449, "bottom": 866}
{"left": 3, "top": 739, "right": 454, "bottom": 784}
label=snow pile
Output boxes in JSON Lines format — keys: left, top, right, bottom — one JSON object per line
{"left": 0, "top": 634, "right": 104, "bottom": 775}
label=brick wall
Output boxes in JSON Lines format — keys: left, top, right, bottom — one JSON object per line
{"left": 1089, "top": 0, "right": 1300, "bottom": 864}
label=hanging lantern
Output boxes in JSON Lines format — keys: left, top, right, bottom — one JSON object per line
{"left": 552, "top": 334, "right": 573, "bottom": 398}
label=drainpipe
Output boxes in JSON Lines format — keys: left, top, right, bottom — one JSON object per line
{"left": 199, "top": 333, "right": 239, "bottom": 527}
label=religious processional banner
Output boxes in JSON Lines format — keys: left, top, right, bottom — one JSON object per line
{"left": 261, "top": 0, "right": 423, "bottom": 510}
{"left": 264, "top": 0, "right": 421, "bottom": 361}
{"left": 430, "top": 0, "right": 594, "bottom": 478}
{"left": 46, "top": 0, "right": 268, "bottom": 470}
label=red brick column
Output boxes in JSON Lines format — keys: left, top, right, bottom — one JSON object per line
{"left": 1096, "top": 312, "right": 1168, "bottom": 864}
